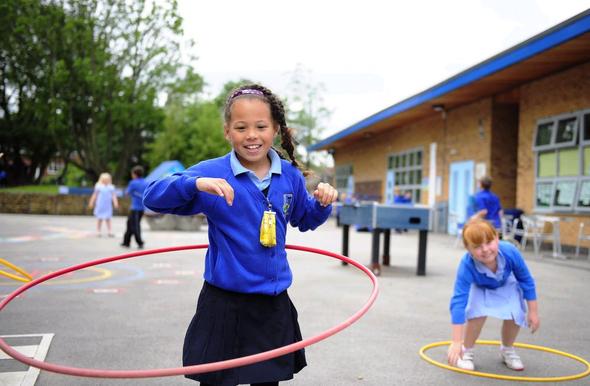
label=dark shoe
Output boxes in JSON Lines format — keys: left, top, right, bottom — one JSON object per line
{"left": 137, "top": 244, "right": 144, "bottom": 249}
{"left": 120, "top": 243, "right": 130, "bottom": 248}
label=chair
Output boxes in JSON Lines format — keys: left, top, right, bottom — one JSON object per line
{"left": 501, "top": 214, "right": 515, "bottom": 238}
{"left": 576, "top": 222, "right": 590, "bottom": 258}
{"left": 512, "top": 215, "right": 554, "bottom": 258}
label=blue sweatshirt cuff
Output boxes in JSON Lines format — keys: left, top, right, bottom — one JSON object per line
{"left": 183, "top": 176, "right": 198, "bottom": 199}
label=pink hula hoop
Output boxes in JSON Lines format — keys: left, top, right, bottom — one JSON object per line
{"left": 0, "top": 244, "right": 379, "bottom": 379}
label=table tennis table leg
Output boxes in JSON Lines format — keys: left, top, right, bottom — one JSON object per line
{"left": 341, "top": 224, "right": 350, "bottom": 266}
{"left": 417, "top": 229, "right": 427, "bottom": 276}
{"left": 371, "top": 229, "right": 381, "bottom": 276}
{"left": 382, "top": 229, "right": 391, "bottom": 266}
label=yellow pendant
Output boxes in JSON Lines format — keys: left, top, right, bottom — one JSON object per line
{"left": 260, "top": 210, "right": 277, "bottom": 247}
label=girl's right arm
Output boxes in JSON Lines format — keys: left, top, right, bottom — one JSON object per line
{"left": 196, "top": 178, "right": 234, "bottom": 206}
{"left": 448, "top": 258, "right": 472, "bottom": 365}
{"left": 448, "top": 324, "right": 464, "bottom": 366}
{"left": 143, "top": 166, "right": 234, "bottom": 215}
{"left": 143, "top": 168, "right": 214, "bottom": 215}
{"left": 88, "top": 191, "right": 97, "bottom": 209}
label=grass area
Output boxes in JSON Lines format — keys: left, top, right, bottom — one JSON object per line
{"left": 0, "top": 185, "right": 59, "bottom": 194}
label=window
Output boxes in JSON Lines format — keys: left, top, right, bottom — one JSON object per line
{"left": 577, "top": 180, "right": 590, "bottom": 209}
{"left": 533, "top": 109, "right": 590, "bottom": 212}
{"left": 335, "top": 164, "right": 353, "bottom": 191}
{"left": 387, "top": 148, "right": 423, "bottom": 203}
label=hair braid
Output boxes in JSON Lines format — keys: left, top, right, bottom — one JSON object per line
{"left": 224, "top": 83, "right": 308, "bottom": 174}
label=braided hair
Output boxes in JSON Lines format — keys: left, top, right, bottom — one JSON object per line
{"left": 224, "top": 84, "right": 307, "bottom": 174}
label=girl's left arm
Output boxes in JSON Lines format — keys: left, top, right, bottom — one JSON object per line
{"left": 506, "top": 243, "right": 536, "bottom": 300}
{"left": 290, "top": 177, "right": 338, "bottom": 232}
{"left": 507, "top": 243, "right": 540, "bottom": 331}
{"left": 527, "top": 299, "right": 540, "bottom": 333}
{"left": 313, "top": 182, "right": 339, "bottom": 207}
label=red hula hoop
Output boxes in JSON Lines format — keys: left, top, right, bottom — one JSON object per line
{"left": 0, "top": 244, "right": 379, "bottom": 379}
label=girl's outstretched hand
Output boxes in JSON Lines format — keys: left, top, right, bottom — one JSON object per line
{"left": 447, "top": 341, "right": 462, "bottom": 366}
{"left": 196, "top": 177, "right": 234, "bottom": 206}
{"left": 313, "top": 182, "right": 338, "bottom": 207}
{"left": 528, "top": 312, "right": 540, "bottom": 333}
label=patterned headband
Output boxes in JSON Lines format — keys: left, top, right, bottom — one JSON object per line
{"left": 229, "top": 88, "right": 265, "bottom": 100}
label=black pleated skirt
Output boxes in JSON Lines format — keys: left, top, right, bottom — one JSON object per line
{"left": 183, "top": 282, "right": 307, "bottom": 385}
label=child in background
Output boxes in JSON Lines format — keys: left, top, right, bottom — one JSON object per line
{"left": 121, "top": 165, "right": 147, "bottom": 249}
{"left": 88, "top": 172, "right": 118, "bottom": 237}
{"left": 448, "top": 218, "right": 539, "bottom": 371}
{"left": 143, "top": 84, "right": 338, "bottom": 386}
{"left": 473, "top": 176, "right": 503, "bottom": 233}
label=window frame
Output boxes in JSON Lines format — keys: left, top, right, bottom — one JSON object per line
{"left": 335, "top": 164, "right": 353, "bottom": 192}
{"left": 580, "top": 109, "right": 590, "bottom": 145}
{"left": 533, "top": 112, "right": 579, "bottom": 151}
{"left": 387, "top": 146, "right": 424, "bottom": 204}
{"left": 576, "top": 177, "right": 590, "bottom": 212}
{"left": 532, "top": 108, "right": 589, "bottom": 213}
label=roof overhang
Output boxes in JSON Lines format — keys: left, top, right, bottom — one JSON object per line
{"left": 310, "top": 10, "right": 590, "bottom": 152}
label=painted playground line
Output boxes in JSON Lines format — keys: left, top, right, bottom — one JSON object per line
{"left": 0, "top": 226, "right": 95, "bottom": 244}
{"left": 0, "top": 334, "right": 53, "bottom": 386}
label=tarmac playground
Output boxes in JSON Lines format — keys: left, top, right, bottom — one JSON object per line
{"left": 0, "top": 213, "right": 589, "bottom": 385}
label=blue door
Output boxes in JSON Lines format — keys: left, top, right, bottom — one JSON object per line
{"left": 448, "top": 160, "right": 475, "bottom": 235}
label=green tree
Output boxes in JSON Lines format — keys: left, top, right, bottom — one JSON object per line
{"left": 146, "top": 79, "right": 240, "bottom": 169}
{"left": 55, "top": 0, "right": 188, "bottom": 184}
{"left": 285, "top": 64, "right": 331, "bottom": 169}
{"left": 0, "top": 0, "right": 194, "bottom": 186}
{"left": 0, "top": 0, "right": 67, "bottom": 184}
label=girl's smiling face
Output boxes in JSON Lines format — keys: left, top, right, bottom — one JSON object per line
{"left": 467, "top": 236, "right": 499, "bottom": 268}
{"left": 224, "top": 98, "right": 278, "bottom": 173}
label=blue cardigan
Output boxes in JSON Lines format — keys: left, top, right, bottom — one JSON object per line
{"left": 449, "top": 241, "right": 537, "bottom": 324}
{"left": 143, "top": 153, "right": 332, "bottom": 295}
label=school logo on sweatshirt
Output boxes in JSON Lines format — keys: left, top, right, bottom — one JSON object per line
{"left": 283, "top": 194, "right": 293, "bottom": 216}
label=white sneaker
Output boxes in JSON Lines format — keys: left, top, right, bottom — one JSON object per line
{"left": 456, "top": 350, "right": 475, "bottom": 371}
{"left": 501, "top": 347, "right": 524, "bottom": 371}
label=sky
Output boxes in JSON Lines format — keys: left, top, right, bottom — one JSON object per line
{"left": 177, "top": 0, "right": 589, "bottom": 138}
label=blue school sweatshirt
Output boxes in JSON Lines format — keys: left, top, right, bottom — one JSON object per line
{"left": 449, "top": 241, "right": 537, "bottom": 324}
{"left": 143, "top": 153, "right": 332, "bottom": 295}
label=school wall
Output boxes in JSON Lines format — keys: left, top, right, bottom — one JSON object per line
{"left": 490, "top": 102, "right": 519, "bottom": 209}
{"left": 334, "top": 98, "right": 497, "bottom": 205}
{"left": 334, "top": 114, "right": 445, "bottom": 204}
{"left": 443, "top": 98, "right": 493, "bottom": 199}
{"left": 0, "top": 191, "right": 131, "bottom": 215}
{"left": 517, "top": 61, "right": 590, "bottom": 247}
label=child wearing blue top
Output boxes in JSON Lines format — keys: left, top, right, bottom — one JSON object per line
{"left": 143, "top": 84, "right": 338, "bottom": 386}
{"left": 448, "top": 219, "right": 540, "bottom": 372}
{"left": 121, "top": 165, "right": 147, "bottom": 249}
{"left": 473, "top": 176, "right": 503, "bottom": 231}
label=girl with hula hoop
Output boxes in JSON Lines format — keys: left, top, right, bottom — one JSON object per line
{"left": 143, "top": 84, "right": 338, "bottom": 386}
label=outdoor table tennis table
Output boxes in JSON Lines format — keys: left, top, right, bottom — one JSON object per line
{"left": 338, "top": 202, "right": 432, "bottom": 276}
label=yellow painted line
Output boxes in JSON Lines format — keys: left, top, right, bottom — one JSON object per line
{"left": 0, "top": 267, "right": 112, "bottom": 286}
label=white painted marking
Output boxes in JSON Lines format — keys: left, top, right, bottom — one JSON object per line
{"left": 91, "top": 288, "right": 120, "bottom": 294}
{"left": 40, "top": 257, "right": 59, "bottom": 262}
{"left": 0, "top": 333, "right": 54, "bottom": 386}
{"left": 0, "top": 372, "right": 26, "bottom": 384}
{"left": 0, "top": 345, "right": 37, "bottom": 360}
{"left": 151, "top": 263, "right": 172, "bottom": 268}
{"left": 154, "top": 279, "right": 179, "bottom": 285}
{"left": 174, "top": 270, "right": 196, "bottom": 276}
